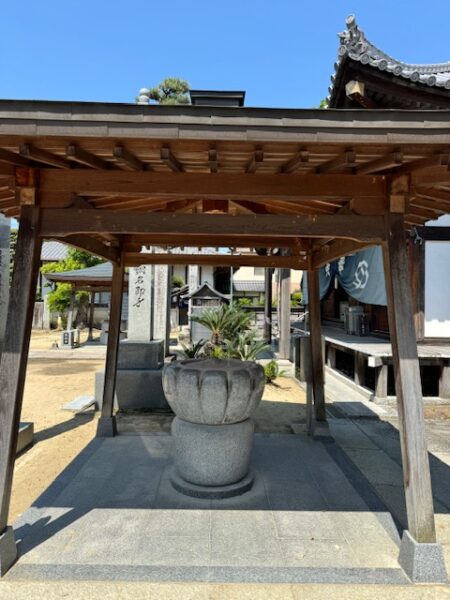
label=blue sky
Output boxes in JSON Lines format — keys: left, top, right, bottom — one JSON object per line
{"left": 1, "top": 1, "right": 450, "bottom": 108}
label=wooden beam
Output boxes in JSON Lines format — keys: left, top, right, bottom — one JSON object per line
{"left": 246, "top": 150, "right": 264, "bottom": 173}
{"left": 394, "top": 153, "right": 449, "bottom": 175}
{"left": 357, "top": 152, "right": 403, "bottom": 175}
{"left": 279, "top": 150, "right": 309, "bottom": 174}
{"left": 113, "top": 145, "right": 146, "bottom": 171}
{"left": 97, "top": 259, "right": 125, "bottom": 437}
{"left": 66, "top": 144, "right": 111, "bottom": 170}
{"left": 316, "top": 151, "right": 357, "bottom": 174}
{"left": 40, "top": 209, "right": 387, "bottom": 241}
{"left": 412, "top": 166, "right": 450, "bottom": 187}
{"left": 124, "top": 251, "right": 307, "bottom": 269}
{"left": 0, "top": 148, "right": 30, "bottom": 167}
{"left": 307, "top": 269, "right": 326, "bottom": 421}
{"left": 39, "top": 170, "right": 386, "bottom": 200}
{"left": 60, "top": 234, "right": 120, "bottom": 263}
{"left": 383, "top": 214, "right": 436, "bottom": 543}
{"left": 19, "top": 144, "right": 71, "bottom": 169}
{"left": 0, "top": 206, "right": 42, "bottom": 536}
{"left": 313, "top": 239, "right": 373, "bottom": 268}
{"left": 160, "top": 147, "right": 183, "bottom": 172}
{"left": 125, "top": 233, "right": 303, "bottom": 249}
{"left": 208, "top": 149, "right": 218, "bottom": 173}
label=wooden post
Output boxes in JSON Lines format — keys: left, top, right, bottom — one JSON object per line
{"left": 264, "top": 267, "right": 273, "bottom": 344}
{"left": 383, "top": 213, "right": 436, "bottom": 543}
{"left": 439, "top": 360, "right": 450, "bottom": 400}
{"left": 88, "top": 291, "right": 95, "bottom": 341}
{"left": 327, "top": 345, "right": 336, "bottom": 369}
{"left": 354, "top": 352, "right": 366, "bottom": 387}
{"left": 375, "top": 364, "right": 388, "bottom": 399}
{"left": 97, "top": 259, "right": 125, "bottom": 437}
{"left": 0, "top": 207, "right": 42, "bottom": 538}
{"left": 307, "top": 269, "right": 326, "bottom": 422}
{"left": 279, "top": 267, "right": 291, "bottom": 359}
{"left": 408, "top": 236, "right": 425, "bottom": 342}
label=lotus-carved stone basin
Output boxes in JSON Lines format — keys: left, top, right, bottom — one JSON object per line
{"left": 162, "top": 358, "right": 265, "bottom": 425}
{"left": 162, "top": 358, "right": 265, "bottom": 498}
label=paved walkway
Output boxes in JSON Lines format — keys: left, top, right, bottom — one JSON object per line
{"left": 8, "top": 433, "right": 407, "bottom": 585}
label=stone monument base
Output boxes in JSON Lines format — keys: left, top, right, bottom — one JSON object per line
{"left": 95, "top": 339, "right": 169, "bottom": 411}
{"left": 171, "top": 416, "right": 254, "bottom": 498}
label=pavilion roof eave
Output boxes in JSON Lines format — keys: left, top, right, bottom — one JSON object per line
{"left": 0, "top": 98, "right": 450, "bottom": 263}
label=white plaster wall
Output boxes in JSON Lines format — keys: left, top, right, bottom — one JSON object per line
{"left": 424, "top": 215, "right": 450, "bottom": 337}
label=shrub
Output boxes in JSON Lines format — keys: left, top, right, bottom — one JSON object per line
{"left": 264, "top": 360, "right": 286, "bottom": 384}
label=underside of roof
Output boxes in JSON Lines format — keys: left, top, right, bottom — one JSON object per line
{"left": 329, "top": 15, "right": 450, "bottom": 109}
{"left": 1, "top": 100, "right": 450, "bottom": 270}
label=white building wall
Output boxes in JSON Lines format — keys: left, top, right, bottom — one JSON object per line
{"left": 424, "top": 214, "right": 450, "bottom": 338}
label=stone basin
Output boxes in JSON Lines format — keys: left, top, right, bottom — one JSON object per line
{"left": 162, "top": 358, "right": 265, "bottom": 498}
{"left": 162, "top": 358, "right": 265, "bottom": 425}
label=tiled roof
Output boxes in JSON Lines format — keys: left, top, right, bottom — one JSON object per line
{"left": 233, "top": 281, "right": 265, "bottom": 293}
{"left": 328, "top": 15, "right": 450, "bottom": 104}
{"left": 45, "top": 262, "right": 115, "bottom": 282}
{"left": 40, "top": 241, "right": 69, "bottom": 262}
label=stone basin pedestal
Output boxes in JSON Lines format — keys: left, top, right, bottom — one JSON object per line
{"left": 163, "top": 358, "right": 265, "bottom": 499}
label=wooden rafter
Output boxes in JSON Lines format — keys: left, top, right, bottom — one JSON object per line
{"left": 208, "top": 149, "right": 218, "bottom": 173}
{"left": 20, "top": 144, "right": 72, "bottom": 169}
{"left": 66, "top": 144, "right": 111, "bottom": 170}
{"left": 316, "top": 151, "right": 357, "bottom": 174}
{"left": 394, "top": 153, "right": 449, "bottom": 175}
{"left": 279, "top": 150, "right": 309, "bottom": 174}
{"left": 160, "top": 147, "right": 183, "bottom": 172}
{"left": 356, "top": 152, "right": 403, "bottom": 175}
{"left": 246, "top": 150, "right": 264, "bottom": 173}
{"left": 113, "top": 145, "right": 146, "bottom": 171}
{"left": 0, "top": 148, "right": 30, "bottom": 167}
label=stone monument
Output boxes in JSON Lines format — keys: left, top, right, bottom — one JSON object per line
{"left": 0, "top": 215, "right": 10, "bottom": 350}
{"left": 163, "top": 358, "right": 265, "bottom": 498}
{"left": 95, "top": 261, "right": 168, "bottom": 411}
{"left": 153, "top": 263, "right": 171, "bottom": 355}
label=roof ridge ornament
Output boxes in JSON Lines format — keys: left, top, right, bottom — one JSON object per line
{"left": 327, "top": 14, "right": 450, "bottom": 104}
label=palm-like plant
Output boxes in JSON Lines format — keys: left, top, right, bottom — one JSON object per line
{"left": 179, "top": 339, "right": 206, "bottom": 359}
{"left": 223, "top": 331, "right": 270, "bottom": 361}
{"left": 191, "top": 305, "right": 251, "bottom": 346}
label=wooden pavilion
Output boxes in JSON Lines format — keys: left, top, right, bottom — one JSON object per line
{"left": 0, "top": 96, "right": 449, "bottom": 576}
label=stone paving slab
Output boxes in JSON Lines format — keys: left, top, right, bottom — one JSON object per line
{"left": 8, "top": 433, "right": 408, "bottom": 584}
{"left": 1, "top": 581, "right": 450, "bottom": 600}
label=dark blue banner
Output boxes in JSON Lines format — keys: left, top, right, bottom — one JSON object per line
{"left": 302, "top": 246, "right": 387, "bottom": 306}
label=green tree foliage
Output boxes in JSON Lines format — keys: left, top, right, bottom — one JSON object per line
{"left": 172, "top": 275, "right": 185, "bottom": 289}
{"left": 235, "top": 297, "right": 252, "bottom": 308}
{"left": 148, "top": 78, "right": 190, "bottom": 105}
{"left": 41, "top": 248, "right": 104, "bottom": 317}
{"left": 291, "top": 291, "right": 302, "bottom": 307}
